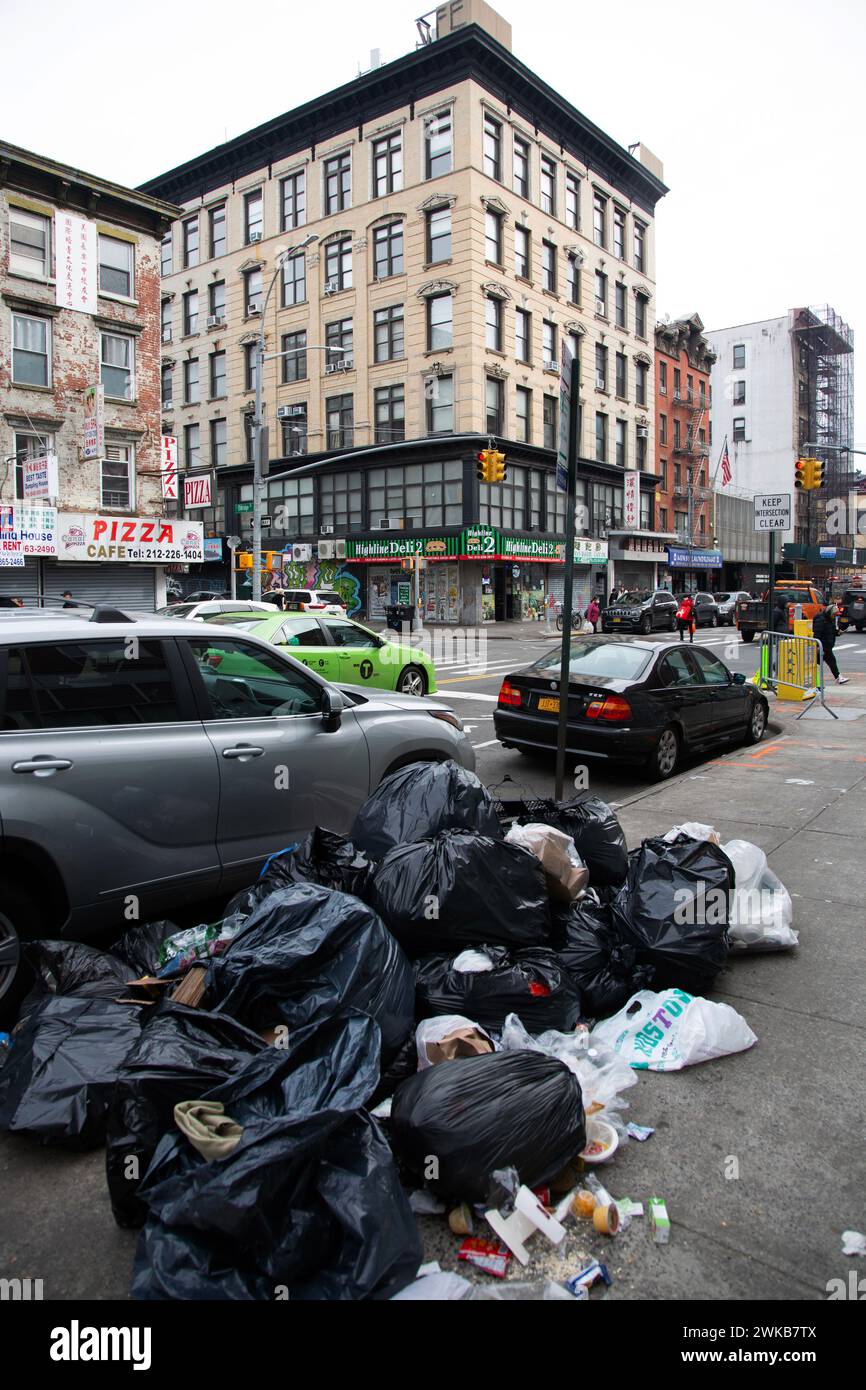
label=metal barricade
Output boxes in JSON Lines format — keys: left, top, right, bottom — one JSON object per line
{"left": 756, "top": 631, "right": 838, "bottom": 719}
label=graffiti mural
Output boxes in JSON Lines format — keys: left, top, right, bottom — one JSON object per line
{"left": 262, "top": 558, "right": 362, "bottom": 616}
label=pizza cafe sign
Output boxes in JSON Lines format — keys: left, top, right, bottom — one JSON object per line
{"left": 57, "top": 515, "right": 205, "bottom": 563}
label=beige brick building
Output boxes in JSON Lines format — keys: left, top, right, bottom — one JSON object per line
{"left": 144, "top": 3, "right": 668, "bottom": 620}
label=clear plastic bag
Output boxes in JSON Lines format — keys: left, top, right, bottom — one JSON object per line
{"left": 590, "top": 988, "right": 757, "bottom": 1071}
{"left": 722, "top": 840, "right": 798, "bottom": 952}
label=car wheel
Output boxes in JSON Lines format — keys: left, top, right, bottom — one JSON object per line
{"left": 711, "top": 613, "right": 719, "bottom": 627}
{"left": 650, "top": 725, "right": 680, "bottom": 781}
{"left": 741, "top": 630, "right": 755, "bottom": 642}
{"left": 397, "top": 664, "right": 428, "bottom": 697}
{"left": 641, "top": 614, "right": 652, "bottom": 635}
{"left": 0, "top": 882, "right": 40, "bottom": 1024}
{"left": 743, "top": 699, "right": 767, "bottom": 745}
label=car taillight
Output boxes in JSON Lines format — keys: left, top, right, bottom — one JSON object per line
{"left": 207, "top": 653, "right": 223, "bottom": 668}
{"left": 585, "top": 694, "right": 632, "bottom": 722}
{"left": 498, "top": 680, "right": 522, "bottom": 707}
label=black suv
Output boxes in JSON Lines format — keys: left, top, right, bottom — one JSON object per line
{"left": 602, "top": 589, "right": 678, "bottom": 634}
{"left": 838, "top": 589, "right": 866, "bottom": 632}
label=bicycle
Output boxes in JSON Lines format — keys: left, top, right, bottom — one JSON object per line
{"left": 554, "top": 603, "right": 588, "bottom": 633}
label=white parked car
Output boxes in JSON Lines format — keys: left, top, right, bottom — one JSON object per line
{"left": 281, "top": 589, "right": 348, "bottom": 616}
{"left": 155, "top": 600, "right": 274, "bottom": 621}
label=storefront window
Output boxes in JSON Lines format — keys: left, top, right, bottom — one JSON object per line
{"left": 478, "top": 463, "right": 527, "bottom": 529}
{"left": 319, "top": 469, "right": 363, "bottom": 532}
{"left": 543, "top": 472, "right": 587, "bottom": 535}
{"left": 368, "top": 460, "right": 462, "bottom": 529}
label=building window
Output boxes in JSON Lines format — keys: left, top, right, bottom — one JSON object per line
{"left": 373, "top": 131, "right": 402, "bottom": 197}
{"left": 242, "top": 189, "right": 263, "bottom": 244}
{"left": 616, "top": 418, "right": 627, "bottom": 468}
{"left": 516, "top": 385, "right": 531, "bottom": 443}
{"left": 486, "top": 376, "right": 504, "bottom": 434}
{"left": 515, "top": 306, "right": 531, "bottom": 362}
{"left": 209, "top": 203, "right": 227, "bottom": 258}
{"left": 514, "top": 223, "right": 530, "bottom": 278}
{"left": 9, "top": 207, "right": 51, "bottom": 278}
{"left": 374, "top": 384, "right": 405, "bottom": 443}
{"left": 325, "top": 317, "right": 353, "bottom": 370}
{"left": 244, "top": 342, "right": 258, "bottom": 394}
{"left": 323, "top": 150, "right": 351, "bottom": 215}
{"left": 160, "top": 233, "right": 172, "bottom": 276}
{"left": 595, "top": 343, "right": 608, "bottom": 392}
{"left": 161, "top": 298, "right": 172, "bottom": 343}
{"left": 658, "top": 458, "right": 667, "bottom": 490}
{"left": 595, "top": 269, "right": 607, "bottom": 316}
{"left": 543, "top": 393, "right": 557, "bottom": 450}
{"left": 636, "top": 360, "right": 648, "bottom": 407}
{"left": 281, "top": 330, "right": 307, "bottom": 382}
{"left": 541, "top": 239, "right": 557, "bottom": 293}
{"left": 326, "top": 393, "right": 353, "bottom": 449}
{"left": 674, "top": 419, "right": 682, "bottom": 451}
{"left": 567, "top": 255, "right": 581, "bottom": 304}
{"left": 734, "top": 379, "right": 746, "bottom": 404}
{"left": 373, "top": 220, "right": 404, "bottom": 278}
{"left": 12, "top": 430, "right": 52, "bottom": 497}
{"left": 209, "top": 280, "right": 226, "bottom": 320}
{"left": 426, "top": 292, "right": 453, "bottom": 350}
{"left": 634, "top": 220, "right": 646, "bottom": 272}
{"left": 733, "top": 417, "right": 746, "bottom": 442}
{"left": 183, "top": 216, "right": 199, "bottom": 267}
{"left": 485, "top": 294, "right": 502, "bottom": 351}
{"left": 615, "top": 351, "right": 626, "bottom": 399}
{"left": 426, "top": 206, "right": 451, "bottom": 263}
{"left": 281, "top": 406, "right": 308, "bottom": 456}
{"left": 659, "top": 413, "right": 667, "bottom": 445}
{"left": 485, "top": 209, "right": 503, "bottom": 264}
{"left": 513, "top": 136, "right": 530, "bottom": 197}
{"left": 183, "top": 289, "right": 198, "bottom": 335}
{"left": 324, "top": 236, "right": 352, "bottom": 291}
{"left": 483, "top": 113, "right": 502, "bottom": 181}
{"left": 640, "top": 477, "right": 651, "bottom": 519}
{"left": 184, "top": 423, "right": 200, "bottom": 468}
{"left": 660, "top": 506, "right": 668, "bottom": 530}
{"left": 733, "top": 343, "right": 746, "bottom": 369}
{"left": 98, "top": 235, "right": 134, "bottom": 297}
{"left": 243, "top": 413, "right": 255, "bottom": 462}
{"left": 100, "top": 331, "right": 134, "bottom": 400}
{"left": 319, "top": 467, "right": 363, "bottom": 530}
{"left": 613, "top": 206, "right": 625, "bottom": 259}
{"left": 374, "top": 304, "right": 404, "bottom": 362}
{"left": 673, "top": 367, "right": 682, "bottom": 399}
{"left": 161, "top": 361, "right": 173, "bottom": 409}
{"left": 280, "top": 170, "right": 306, "bottom": 231}
{"left": 425, "top": 109, "right": 453, "bottom": 179}
{"left": 615, "top": 281, "right": 627, "bottom": 330}
{"left": 635, "top": 294, "right": 647, "bottom": 339}
{"left": 12, "top": 313, "right": 51, "bottom": 386}
{"left": 593, "top": 191, "right": 607, "bottom": 248}
{"left": 211, "top": 417, "right": 227, "bottom": 467}
{"left": 282, "top": 252, "right": 306, "bottom": 306}
{"left": 427, "top": 373, "right": 454, "bottom": 433}
{"left": 540, "top": 153, "right": 556, "bottom": 215}
{"left": 542, "top": 318, "right": 557, "bottom": 367}
{"left": 209, "top": 349, "right": 226, "bottom": 397}
{"left": 183, "top": 357, "right": 200, "bottom": 406}
{"left": 565, "top": 171, "right": 580, "bottom": 230}
{"left": 244, "top": 267, "right": 263, "bottom": 316}
{"left": 564, "top": 331, "right": 581, "bottom": 375}
{"left": 595, "top": 412, "right": 607, "bottom": 462}
{"left": 101, "top": 444, "right": 134, "bottom": 509}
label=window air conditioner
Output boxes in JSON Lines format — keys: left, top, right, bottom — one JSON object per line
{"left": 206, "top": 314, "right": 224, "bottom": 328}
{"left": 637, "top": 426, "right": 649, "bottom": 439}
{"left": 320, "top": 523, "right": 335, "bottom": 535}
{"left": 249, "top": 231, "right": 263, "bottom": 243}
{"left": 545, "top": 359, "right": 559, "bottom": 372}
{"left": 378, "top": 517, "right": 403, "bottom": 530}
{"left": 323, "top": 280, "right": 338, "bottom": 295}
{"left": 595, "top": 298, "right": 606, "bottom": 314}
{"left": 247, "top": 304, "right": 261, "bottom": 316}
{"left": 276, "top": 405, "right": 292, "bottom": 419}
{"left": 161, "top": 327, "right": 172, "bottom": 343}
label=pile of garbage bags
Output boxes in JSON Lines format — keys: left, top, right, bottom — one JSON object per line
{"left": 0, "top": 761, "right": 794, "bottom": 1300}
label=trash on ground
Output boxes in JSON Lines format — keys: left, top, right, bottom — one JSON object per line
{"left": 591, "top": 988, "right": 757, "bottom": 1071}
{"left": 722, "top": 840, "right": 798, "bottom": 951}
{"left": 484, "top": 1183, "right": 567, "bottom": 1264}
{"left": 550, "top": 893, "right": 654, "bottom": 1018}
{"left": 416, "top": 1015, "right": 495, "bottom": 1068}
{"left": 580, "top": 1116, "right": 619, "bottom": 1163}
{"left": 649, "top": 1196, "right": 671, "bottom": 1244}
{"left": 391, "top": 1270, "right": 472, "bottom": 1300}
{"left": 457, "top": 1237, "right": 512, "bottom": 1278}
{"left": 498, "top": 1013, "right": 636, "bottom": 1119}
{"left": 352, "top": 761, "right": 501, "bottom": 859}
{"left": 173, "top": 1099, "right": 243, "bottom": 1161}
{"left": 505, "top": 821, "right": 589, "bottom": 902}
{"left": 448, "top": 1202, "right": 475, "bottom": 1235}
{"left": 415, "top": 948, "right": 581, "bottom": 1033}
{"left": 565, "top": 1260, "right": 612, "bottom": 1296}
{"left": 663, "top": 822, "right": 721, "bottom": 845}
{"left": 592, "top": 1202, "right": 620, "bottom": 1235}
{"left": 627, "top": 1122, "right": 655, "bottom": 1142}
{"left": 470, "top": 1280, "right": 582, "bottom": 1300}
{"left": 156, "top": 916, "right": 248, "bottom": 978}
{"left": 842, "top": 1230, "right": 866, "bottom": 1257}
{"left": 225, "top": 829, "right": 374, "bottom": 918}
{"left": 513, "top": 796, "right": 629, "bottom": 888}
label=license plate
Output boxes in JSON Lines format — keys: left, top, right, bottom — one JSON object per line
{"left": 538, "top": 696, "right": 560, "bottom": 713}
{"left": 611, "top": 616, "right": 622, "bottom": 623}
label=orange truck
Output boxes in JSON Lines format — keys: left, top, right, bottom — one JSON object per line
{"left": 736, "top": 582, "right": 825, "bottom": 642}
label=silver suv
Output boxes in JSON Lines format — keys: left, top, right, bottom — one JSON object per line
{"left": 0, "top": 609, "right": 472, "bottom": 1006}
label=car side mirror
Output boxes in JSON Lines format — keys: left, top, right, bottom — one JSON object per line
{"left": 732, "top": 672, "right": 746, "bottom": 685}
{"left": 321, "top": 687, "right": 345, "bottom": 732}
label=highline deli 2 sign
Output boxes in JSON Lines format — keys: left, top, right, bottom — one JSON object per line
{"left": 344, "top": 528, "right": 609, "bottom": 565}
{"left": 1, "top": 510, "right": 204, "bottom": 564}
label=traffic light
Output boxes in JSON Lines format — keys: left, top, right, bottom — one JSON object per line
{"left": 812, "top": 458, "right": 826, "bottom": 489}
{"left": 476, "top": 448, "right": 508, "bottom": 484}
{"left": 795, "top": 458, "right": 816, "bottom": 490}
{"left": 476, "top": 450, "right": 491, "bottom": 483}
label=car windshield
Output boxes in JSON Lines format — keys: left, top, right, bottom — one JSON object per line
{"left": 715, "top": 593, "right": 732, "bottom": 603}
{"left": 156, "top": 603, "right": 198, "bottom": 617}
{"left": 532, "top": 639, "right": 653, "bottom": 681}
{"left": 615, "top": 591, "right": 651, "bottom": 605}
{"left": 317, "top": 593, "right": 344, "bottom": 605}
{"left": 206, "top": 613, "right": 269, "bottom": 630}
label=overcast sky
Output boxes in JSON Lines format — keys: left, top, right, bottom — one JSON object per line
{"left": 3, "top": 0, "right": 863, "bottom": 439}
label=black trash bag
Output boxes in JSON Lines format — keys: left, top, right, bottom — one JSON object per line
{"left": 371, "top": 830, "right": 551, "bottom": 958}
{"left": 110, "top": 921, "right": 178, "bottom": 978}
{"left": 132, "top": 1014, "right": 422, "bottom": 1301}
{"left": 390, "top": 1050, "right": 586, "bottom": 1202}
{"left": 225, "top": 830, "right": 374, "bottom": 921}
{"left": 551, "top": 896, "right": 655, "bottom": 1018}
{"left": 518, "top": 796, "right": 628, "bottom": 888}
{"left": 205, "top": 882, "right": 414, "bottom": 1066}
{"left": 415, "top": 945, "right": 582, "bottom": 1033}
{"left": 611, "top": 834, "right": 735, "bottom": 993}
{"left": 106, "top": 1003, "right": 266, "bottom": 1228}
{"left": 24, "top": 939, "right": 133, "bottom": 999}
{"left": 351, "top": 762, "right": 501, "bottom": 859}
{"left": 0, "top": 995, "right": 142, "bottom": 1148}
{"left": 369, "top": 1031, "right": 418, "bottom": 1109}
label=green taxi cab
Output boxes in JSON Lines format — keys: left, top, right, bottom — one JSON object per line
{"left": 205, "top": 610, "right": 437, "bottom": 696}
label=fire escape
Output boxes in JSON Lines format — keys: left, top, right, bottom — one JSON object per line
{"left": 672, "top": 389, "right": 712, "bottom": 552}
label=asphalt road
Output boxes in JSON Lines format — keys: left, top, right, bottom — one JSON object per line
{"left": 427, "top": 627, "right": 866, "bottom": 810}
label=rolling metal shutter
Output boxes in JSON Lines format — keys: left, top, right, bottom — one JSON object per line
{"left": 42, "top": 563, "right": 157, "bottom": 611}
{"left": 0, "top": 558, "right": 40, "bottom": 604}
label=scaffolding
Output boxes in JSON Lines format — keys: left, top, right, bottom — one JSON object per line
{"left": 790, "top": 305, "right": 855, "bottom": 546}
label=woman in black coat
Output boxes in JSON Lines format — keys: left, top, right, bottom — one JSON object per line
{"left": 813, "top": 605, "right": 848, "bottom": 684}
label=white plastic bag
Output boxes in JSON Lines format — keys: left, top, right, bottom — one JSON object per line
{"left": 415, "top": 1015, "right": 495, "bottom": 1069}
{"left": 590, "top": 988, "right": 757, "bottom": 1071}
{"left": 452, "top": 948, "right": 495, "bottom": 973}
{"left": 722, "top": 839, "right": 798, "bottom": 952}
{"left": 662, "top": 823, "right": 721, "bottom": 845}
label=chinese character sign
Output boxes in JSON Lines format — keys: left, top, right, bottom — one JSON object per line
{"left": 161, "top": 436, "right": 178, "bottom": 501}
{"left": 623, "top": 470, "right": 640, "bottom": 530}
{"left": 83, "top": 384, "right": 105, "bottom": 461}
{"left": 54, "top": 212, "right": 97, "bottom": 314}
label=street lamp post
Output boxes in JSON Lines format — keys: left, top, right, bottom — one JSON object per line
{"left": 252, "top": 233, "right": 317, "bottom": 600}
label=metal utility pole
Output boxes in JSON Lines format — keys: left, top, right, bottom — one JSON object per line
{"left": 554, "top": 349, "right": 582, "bottom": 802}
{"left": 252, "top": 234, "right": 317, "bottom": 600}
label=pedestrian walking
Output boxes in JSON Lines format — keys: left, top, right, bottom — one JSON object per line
{"left": 609, "top": 585, "right": 621, "bottom": 605}
{"left": 676, "top": 593, "right": 696, "bottom": 642}
{"left": 772, "top": 596, "right": 788, "bottom": 633}
{"left": 61, "top": 589, "right": 75, "bottom": 608}
{"left": 585, "top": 596, "right": 600, "bottom": 633}
{"left": 813, "top": 603, "right": 849, "bottom": 685}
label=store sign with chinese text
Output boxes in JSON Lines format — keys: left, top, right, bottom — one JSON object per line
{"left": 22, "top": 454, "right": 59, "bottom": 500}
{"left": 623, "top": 471, "right": 640, "bottom": 530}
{"left": 55, "top": 212, "right": 97, "bottom": 314}
{"left": 573, "top": 537, "right": 609, "bottom": 565}
{"left": 83, "top": 384, "right": 105, "bottom": 461}
{"left": 0, "top": 505, "right": 58, "bottom": 564}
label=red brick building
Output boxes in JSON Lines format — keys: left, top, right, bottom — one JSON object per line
{"left": 654, "top": 313, "right": 717, "bottom": 591}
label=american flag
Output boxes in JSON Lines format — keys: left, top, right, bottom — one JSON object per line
{"left": 721, "top": 439, "right": 732, "bottom": 487}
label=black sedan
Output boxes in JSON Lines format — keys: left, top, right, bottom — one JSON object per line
{"left": 493, "top": 636, "right": 769, "bottom": 780}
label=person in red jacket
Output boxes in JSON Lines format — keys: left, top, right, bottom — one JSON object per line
{"left": 677, "top": 593, "right": 696, "bottom": 643}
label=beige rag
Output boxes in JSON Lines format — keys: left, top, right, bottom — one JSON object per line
{"left": 174, "top": 1100, "right": 243, "bottom": 1161}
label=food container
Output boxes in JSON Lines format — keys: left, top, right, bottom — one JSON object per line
{"left": 580, "top": 1117, "right": 619, "bottom": 1164}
